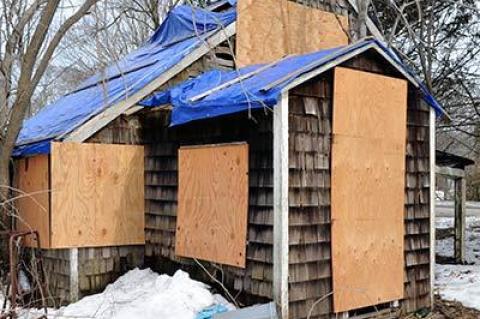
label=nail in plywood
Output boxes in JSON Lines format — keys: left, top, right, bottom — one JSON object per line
{"left": 236, "top": 0, "right": 349, "bottom": 67}
{"left": 331, "top": 67, "right": 407, "bottom": 312}
{"left": 50, "top": 142, "right": 144, "bottom": 248}
{"left": 14, "top": 155, "right": 50, "bottom": 248}
{"left": 175, "top": 143, "right": 249, "bottom": 268}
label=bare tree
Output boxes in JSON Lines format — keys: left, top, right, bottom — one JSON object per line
{"left": 0, "top": 0, "right": 100, "bottom": 228}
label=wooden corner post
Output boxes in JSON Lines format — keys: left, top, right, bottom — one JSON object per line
{"left": 273, "top": 91, "right": 289, "bottom": 319}
{"left": 454, "top": 177, "right": 467, "bottom": 263}
{"left": 429, "top": 108, "right": 436, "bottom": 308}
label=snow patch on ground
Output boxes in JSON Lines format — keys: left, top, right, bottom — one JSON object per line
{"left": 2, "top": 268, "right": 233, "bottom": 319}
{"left": 436, "top": 216, "right": 480, "bottom": 310}
{"left": 436, "top": 264, "right": 480, "bottom": 310}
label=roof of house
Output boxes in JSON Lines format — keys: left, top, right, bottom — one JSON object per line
{"left": 436, "top": 150, "right": 475, "bottom": 169}
{"left": 140, "top": 39, "right": 445, "bottom": 126}
{"left": 14, "top": 0, "right": 445, "bottom": 157}
{"left": 14, "top": 4, "right": 236, "bottom": 157}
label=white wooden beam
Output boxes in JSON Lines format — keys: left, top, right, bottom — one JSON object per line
{"left": 273, "top": 91, "right": 289, "bottom": 319}
{"left": 281, "top": 43, "right": 421, "bottom": 95}
{"left": 69, "top": 248, "right": 79, "bottom": 302}
{"left": 436, "top": 166, "right": 465, "bottom": 178}
{"left": 63, "top": 23, "right": 236, "bottom": 142}
{"left": 429, "top": 108, "right": 436, "bottom": 309}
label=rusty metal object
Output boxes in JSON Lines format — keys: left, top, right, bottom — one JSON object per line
{"left": 0, "top": 231, "right": 47, "bottom": 319}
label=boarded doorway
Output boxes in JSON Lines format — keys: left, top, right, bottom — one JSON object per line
{"left": 331, "top": 67, "right": 407, "bottom": 312}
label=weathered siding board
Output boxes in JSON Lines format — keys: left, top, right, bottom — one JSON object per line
{"left": 288, "top": 74, "right": 334, "bottom": 319}
{"left": 402, "top": 88, "right": 431, "bottom": 312}
{"left": 142, "top": 110, "right": 275, "bottom": 302}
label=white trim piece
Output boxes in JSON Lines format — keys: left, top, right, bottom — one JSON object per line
{"left": 429, "top": 108, "right": 436, "bottom": 309}
{"left": 69, "top": 248, "right": 79, "bottom": 302}
{"left": 436, "top": 166, "right": 465, "bottom": 178}
{"left": 189, "top": 57, "right": 289, "bottom": 102}
{"left": 64, "top": 22, "right": 236, "bottom": 142}
{"left": 273, "top": 91, "right": 289, "bottom": 319}
{"left": 281, "top": 43, "right": 418, "bottom": 94}
{"left": 123, "top": 105, "right": 145, "bottom": 116}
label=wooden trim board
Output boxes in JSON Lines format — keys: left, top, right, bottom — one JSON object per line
{"left": 429, "top": 108, "right": 436, "bottom": 307}
{"left": 273, "top": 92, "right": 289, "bottom": 319}
{"left": 331, "top": 67, "right": 407, "bottom": 312}
{"left": 175, "top": 143, "right": 249, "bottom": 268}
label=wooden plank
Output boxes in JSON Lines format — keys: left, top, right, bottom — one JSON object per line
{"left": 436, "top": 166, "right": 464, "bottom": 178}
{"left": 429, "top": 108, "right": 436, "bottom": 308}
{"left": 14, "top": 155, "right": 51, "bottom": 248}
{"left": 454, "top": 177, "right": 466, "bottom": 263}
{"left": 236, "top": 0, "right": 349, "bottom": 67}
{"left": 331, "top": 67, "right": 407, "bottom": 312}
{"left": 273, "top": 92, "right": 289, "bottom": 319}
{"left": 63, "top": 22, "right": 236, "bottom": 143}
{"left": 175, "top": 143, "right": 249, "bottom": 268}
{"left": 50, "top": 142, "right": 144, "bottom": 248}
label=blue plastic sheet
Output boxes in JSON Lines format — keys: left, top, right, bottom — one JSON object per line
{"left": 196, "top": 304, "right": 229, "bottom": 319}
{"left": 140, "top": 40, "right": 445, "bottom": 126}
{"left": 12, "top": 140, "right": 51, "bottom": 157}
{"left": 14, "top": 4, "right": 236, "bottom": 157}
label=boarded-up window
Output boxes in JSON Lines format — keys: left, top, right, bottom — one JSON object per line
{"left": 15, "top": 142, "right": 145, "bottom": 248}
{"left": 176, "top": 143, "right": 249, "bottom": 268}
{"left": 236, "top": 0, "right": 349, "bottom": 67}
{"left": 331, "top": 67, "right": 407, "bottom": 312}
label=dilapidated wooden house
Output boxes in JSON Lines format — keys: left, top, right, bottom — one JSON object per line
{"left": 12, "top": 0, "right": 443, "bottom": 318}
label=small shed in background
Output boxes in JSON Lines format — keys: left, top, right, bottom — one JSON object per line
{"left": 436, "top": 150, "right": 474, "bottom": 264}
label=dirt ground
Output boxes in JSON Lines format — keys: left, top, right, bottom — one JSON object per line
{"left": 430, "top": 296, "right": 480, "bottom": 319}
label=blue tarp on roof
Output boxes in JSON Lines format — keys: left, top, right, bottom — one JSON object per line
{"left": 139, "top": 40, "right": 445, "bottom": 126}
{"left": 14, "top": 4, "right": 236, "bottom": 157}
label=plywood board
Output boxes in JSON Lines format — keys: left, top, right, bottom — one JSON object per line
{"left": 236, "top": 0, "right": 349, "bottom": 66}
{"left": 331, "top": 67, "right": 407, "bottom": 312}
{"left": 176, "top": 143, "right": 249, "bottom": 268}
{"left": 14, "top": 155, "right": 50, "bottom": 248}
{"left": 51, "top": 142, "right": 144, "bottom": 248}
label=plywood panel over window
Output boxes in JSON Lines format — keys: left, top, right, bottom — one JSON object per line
{"left": 331, "top": 67, "right": 407, "bottom": 312}
{"left": 15, "top": 155, "right": 50, "bottom": 248}
{"left": 50, "top": 142, "right": 144, "bottom": 248}
{"left": 176, "top": 143, "right": 249, "bottom": 268}
{"left": 236, "top": 0, "right": 349, "bottom": 67}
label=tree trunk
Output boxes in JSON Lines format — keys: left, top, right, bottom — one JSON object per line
{"left": 0, "top": 142, "right": 12, "bottom": 231}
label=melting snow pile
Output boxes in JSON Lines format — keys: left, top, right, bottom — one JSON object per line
{"left": 60, "top": 268, "right": 233, "bottom": 319}
{"left": 7, "top": 268, "right": 233, "bottom": 319}
{"left": 435, "top": 216, "right": 480, "bottom": 310}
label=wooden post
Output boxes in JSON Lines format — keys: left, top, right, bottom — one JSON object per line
{"left": 454, "top": 177, "right": 466, "bottom": 263}
{"left": 429, "top": 108, "right": 436, "bottom": 308}
{"left": 69, "top": 248, "right": 79, "bottom": 302}
{"left": 273, "top": 91, "right": 289, "bottom": 319}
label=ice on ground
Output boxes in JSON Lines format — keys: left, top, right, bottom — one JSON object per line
{"left": 435, "top": 216, "right": 480, "bottom": 311}
{"left": 2, "top": 268, "right": 233, "bottom": 319}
